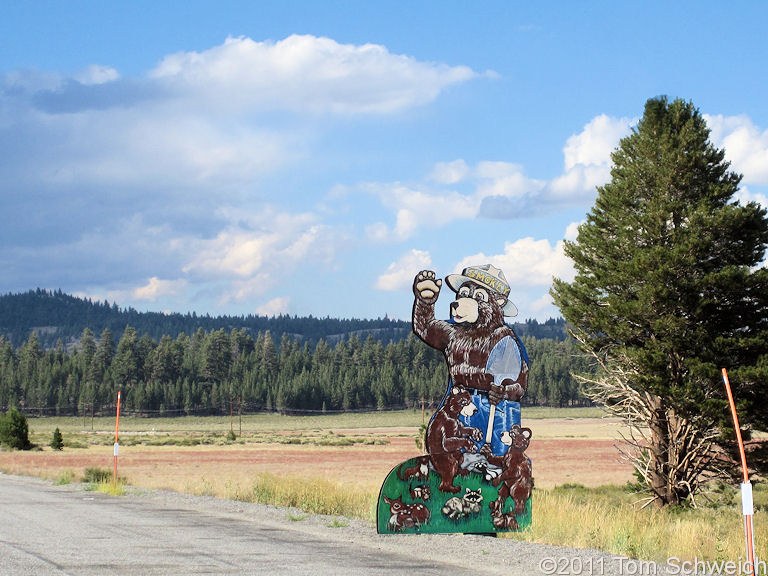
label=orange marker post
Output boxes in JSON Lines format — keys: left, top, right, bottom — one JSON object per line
{"left": 113, "top": 390, "right": 122, "bottom": 487}
{"left": 722, "top": 368, "right": 757, "bottom": 576}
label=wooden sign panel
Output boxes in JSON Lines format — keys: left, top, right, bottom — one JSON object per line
{"left": 377, "top": 265, "right": 533, "bottom": 534}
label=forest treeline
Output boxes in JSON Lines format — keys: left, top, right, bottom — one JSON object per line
{"left": 0, "top": 325, "right": 592, "bottom": 416}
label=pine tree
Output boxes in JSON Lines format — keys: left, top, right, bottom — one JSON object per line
{"left": 113, "top": 326, "right": 140, "bottom": 389}
{"left": 551, "top": 96, "right": 768, "bottom": 506}
{"left": 50, "top": 427, "right": 64, "bottom": 450}
{"left": 0, "top": 408, "right": 32, "bottom": 450}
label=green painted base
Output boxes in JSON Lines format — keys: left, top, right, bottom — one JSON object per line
{"left": 377, "top": 455, "right": 532, "bottom": 534}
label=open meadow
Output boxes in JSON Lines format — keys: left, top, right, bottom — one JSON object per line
{"left": 1, "top": 407, "right": 765, "bottom": 564}
{"left": 1, "top": 407, "right": 630, "bottom": 493}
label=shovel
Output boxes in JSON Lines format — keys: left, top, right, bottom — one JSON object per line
{"left": 484, "top": 335, "right": 522, "bottom": 444}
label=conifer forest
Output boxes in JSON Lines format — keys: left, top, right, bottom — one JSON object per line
{"left": 0, "top": 290, "right": 590, "bottom": 416}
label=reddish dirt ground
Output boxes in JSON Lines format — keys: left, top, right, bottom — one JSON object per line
{"left": 0, "top": 433, "right": 632, "bottom": 493}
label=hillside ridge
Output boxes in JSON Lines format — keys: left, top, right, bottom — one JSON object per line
{"left": 0, "top": 288, "right": 566, "bottom": 348}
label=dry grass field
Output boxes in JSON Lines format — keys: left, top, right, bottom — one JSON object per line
{"left": 0, "top": 409, "right": 633, "bottom": 494}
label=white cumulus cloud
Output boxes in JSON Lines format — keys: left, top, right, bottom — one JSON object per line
{"left": 182, "top": 209, "right": 334, "bottom": 281}
{"left": 132, "top": 277, "right": 187, "bottom": 300}
{"left": 735, "top": 185, "right": 768, "bottom": 208}
{"left": 150, "top": 34, "right": 479, "bottom": 115}
{"left": 75, "top": 64, "right": 120, "bottom": 85}
{"left": 366, "top": 114, "right": 633, "bottom": 236}
{"left": 429, "top": 160, "right": 470, "bottom": 184}
{"left": 563, "top": 114, "right": 630, "bottom": 171}
{"left": 255, "top": 297, "right": 291, "bottom": 317}
{"left": 705, "top": 114, "right": 768, "bottom": 185}
{"left": 549, "top": 114, "right": 633, "bottom": 199}
{"left": 365, "top": 183, "right": 479, "bottom": 241}
{"left": 564, "top": 221, "right": 581, "bottom": 242}
{"left": 376, "top": 249, "right": 433, "bottom": 291}
{"left": 454, "top": 237, "right": 574, "bottom": 288}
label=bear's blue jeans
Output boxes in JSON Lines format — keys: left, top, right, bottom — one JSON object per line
{"left": 460, "top": 392, "right": 521, "bottom": 456}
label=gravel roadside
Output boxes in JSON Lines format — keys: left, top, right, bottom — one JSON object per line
{"left": 137, "top": 485, "right": 672, "bottom": 576}
{"left": 2, "top": 472, "right": 678, "bottom": 575}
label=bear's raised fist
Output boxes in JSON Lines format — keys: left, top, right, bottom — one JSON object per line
{"left": 413, "top": 270, "right": 442, "bottom": 303}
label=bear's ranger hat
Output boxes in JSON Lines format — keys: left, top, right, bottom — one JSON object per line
{"left": 445, "top": 264, "right": 518, "bottom": 317}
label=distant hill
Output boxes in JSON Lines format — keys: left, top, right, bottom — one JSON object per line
{"left": 0, "top": 289, "right": 567, "bottom": 348}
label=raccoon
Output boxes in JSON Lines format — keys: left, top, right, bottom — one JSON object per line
{"left": 441, "top": 488, "right": 484, "bottom": 520}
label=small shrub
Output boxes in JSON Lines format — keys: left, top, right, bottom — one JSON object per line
{"left": 63, "top": 438, "right": 88, "bottom": 449}
{"left": 191, "top": 479, "right": 216, "bottom": 497}
{"left": 50, "top": 427, "right": 64, "bottom": 450}
{"left": 326, "top": 518, "right": 349, "bottom": 528}
{"left": 83, "top": 467, "right": 112, "bottom": 483}
{"left": 414, "top": 423, "right": 427, "bottom": 451}
{"left": 55, "top": 470, "right": 76, "bottom": 485}
{"left": 226, "top": 429, "right": 236, "bottom": 443}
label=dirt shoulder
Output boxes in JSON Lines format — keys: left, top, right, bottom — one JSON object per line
{"left": 122, "top": 478, "right": 666, "bottom": 576}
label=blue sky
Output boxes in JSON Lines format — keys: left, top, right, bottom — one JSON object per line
{"left": 2, "top": 1, "right": 768, "bottom": 322}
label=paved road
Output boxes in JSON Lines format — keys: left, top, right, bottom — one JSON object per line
{"left": 0, "top": 473, "right": 648, "bottom": 576}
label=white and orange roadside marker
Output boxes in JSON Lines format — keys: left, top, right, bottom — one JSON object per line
{"left": 722, "top": 368, "right": 758, "bottom": 576}
{"left": 113, "top": 390, "right": 121, "bottom": 487}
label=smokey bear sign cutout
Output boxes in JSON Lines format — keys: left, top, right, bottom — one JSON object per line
{"left": 377, "top": 265, "right": 533, "bottom": 534}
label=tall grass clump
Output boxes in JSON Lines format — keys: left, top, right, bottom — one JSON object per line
{"left": 235, "top": 473, "right": 375, "bottom": 520}
{"left": 511, "top": 485, "right": 664, "bottom": 558}
{"left": 92, "top": 480, "right": 127, "bottom": 496}
{"left": 54, "top": 470, "right": 76, "bottom": 485}
{"left": 81, "top": 466, "right": 127, "bottom": 495}
{"left": 82, "top": 467, "right": 112, "bottom": 484}
{"left": 512, "top": 483, "right": 768, "bottom": 562}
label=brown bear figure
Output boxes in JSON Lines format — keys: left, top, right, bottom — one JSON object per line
{"left": 414, "top": 266, "right": 529, "bottom": 459}
{"left": 412, "top": 267, "right": 528, "bottom": 405}
{"left": 425, "top": 386, "right": 483, "bottom": 493}
{"left": 484, "top": 424, "right": 533, "bottom": 520}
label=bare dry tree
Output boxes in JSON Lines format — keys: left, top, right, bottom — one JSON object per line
{"left": 571, "top": 331, "right": 729, "bottom": 508}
